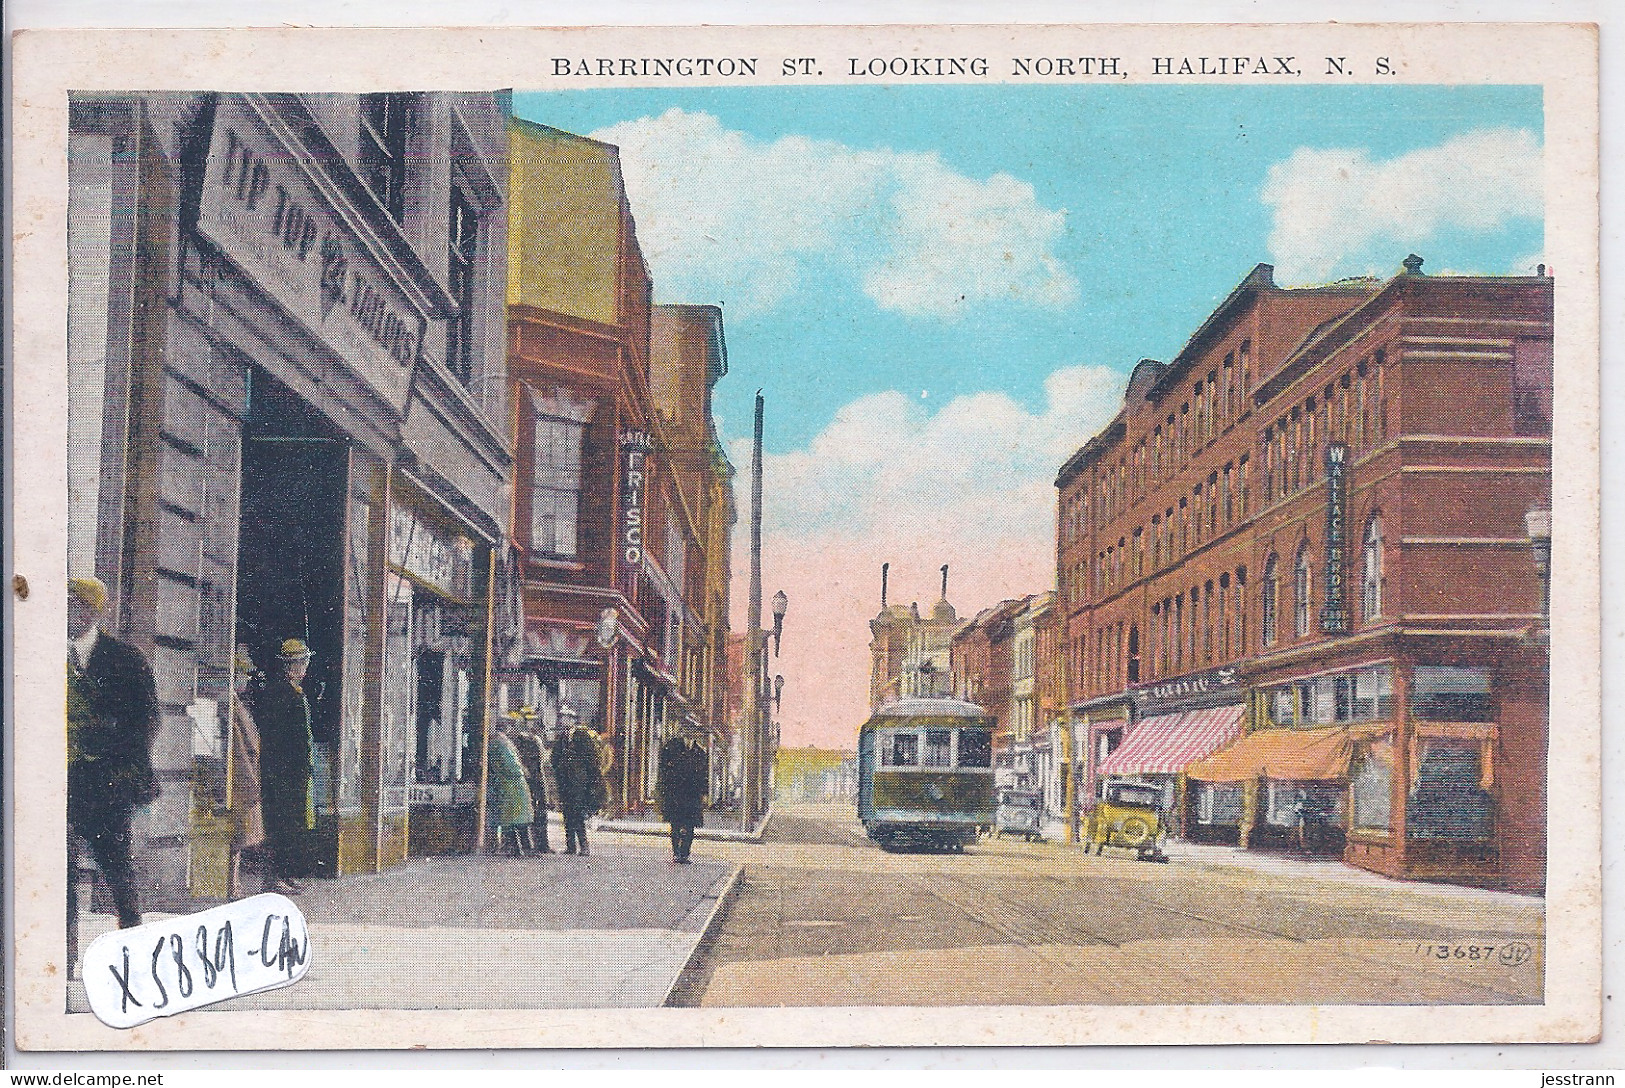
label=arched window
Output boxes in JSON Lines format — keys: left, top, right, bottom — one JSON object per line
{"left": 1294, "top": 543, "right": 1313, "bottom": 637}
{"left": 1261, "top": 555, "right": 1279, "bottom": 647}
{"left": 1361, "top": 515, "right": 1384, "bottom": 621}
{"left": 1218, "top": 573, "right": 1231, "bottom": 660}
{"left": 1127, "top": 625, "right": 1141, "bottom": 684}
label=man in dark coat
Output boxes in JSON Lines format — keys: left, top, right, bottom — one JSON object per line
{"left": 255, "top": 638, "right": 317, "bottom": 893}
{"left": 67, "top": 577, "right": 159, "bottom": 935}
{"left": 508, "top": 715, "right": 554, "bottom": 854}
{"left": 658, "top": 732, "right": 709, "bottom": 863}
{"left": 551, "top": 708, "right": 604, "bottom": 856}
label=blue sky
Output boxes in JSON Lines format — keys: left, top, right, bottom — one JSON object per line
{"left": 513, "top": 84, "right": 1544, "bottom": 746}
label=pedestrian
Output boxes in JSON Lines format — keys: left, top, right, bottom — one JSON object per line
{"left": 487, "top": 718, "right": 535, "bottom": 857}
{"left": 551, "top": 707, "right": 605, "bottom": 856}
{"left": 507, "top": 714, "right": 554, "bottom": 854}
{"left": 227, "top": 646, "right": 266, "bottom": 899}
{"left": 658, "top": 731, "right": 708, "bottom": 864}
{"left": 67, "top": 575, "right": 159, "bottom": 944}
{"left": 256, "top": 638, "right": 317, "bottom": 894}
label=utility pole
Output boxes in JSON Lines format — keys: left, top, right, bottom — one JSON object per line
{"left": 742, "top": 391, "right": 764, "bottom": 831}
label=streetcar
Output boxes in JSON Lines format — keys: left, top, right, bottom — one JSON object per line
{"left": 857, "top": 697, "right": 996, "bottom": 852}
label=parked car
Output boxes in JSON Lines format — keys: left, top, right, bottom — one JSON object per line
{"left": 1087, "top": 780, "right": 1169, "bottom": 861}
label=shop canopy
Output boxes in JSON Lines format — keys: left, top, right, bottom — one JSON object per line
{"left": 1098, "top": 705, "right": 1244, "bottom": 777}
{"left": 1186, "top": 724, "right": 1390, "bottom": 783}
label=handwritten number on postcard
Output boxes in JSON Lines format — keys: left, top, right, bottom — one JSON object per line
{"left": 82, "top": 893, "right": 309, "bottom": 1027}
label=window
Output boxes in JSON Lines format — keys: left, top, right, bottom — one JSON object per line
{"left": 883, "top": 731, "right": 920, "bottom": 767}
{"left": 1239, "top": 456, "right": 1250, "bottom": 518}
{"left": 1127, "top": 625, "right": 1141, "bottom": 684}
{"left": 957, "top": 728, "right": 992, "bottom": 768}
{"left": 1361, "top": 516, "right": 1383, "bottom": 621}
{"left": 1513, "top": 338, "right": 1553, "bottom": 435}
{"left": 1293, "top": 544, "right": 1313, "bottom": 637}
{"left": 1239, "top": 340, "right": 1252, "bottom": 396}
{"left": 359, "top": 92, "right": 412, "bottom": 221}
{"left": 1202, "top": 581, "right": 1214, "bottom": 663}
{"left": 1261, "top": 554, "right": 1279, "bottom": 647}
{"left": 1188, "top": 585, "right": 1200, "bottom": 664}
{"left": 446, "top": 184, "right": 480, "bottom": 385}
{"left": 1207, "top": 471, "right": 1219, "bottom": 535}
{"left": 1222, "top": 464, "right": 1234, "bottom": 526}
{"left": 923, "top": 729, "right": 953, "bottom": 768}
{"left": 531, "top": 415, "right": 585, "bottom": 557}
{"left": 1217, "top": 574, "right": 1230, "bottom": 660}
{"left": 1408, "top": 740, "right": 1492, "bottom": 841}
{"left": 1412, "top": 666, "right": 1493, "bottom": 722}
{"left": 1173, "top": 594, "right": 1184, "bottom": 670}
{"left": 1235, "top": 567, "right": 1247, "bottom": 654}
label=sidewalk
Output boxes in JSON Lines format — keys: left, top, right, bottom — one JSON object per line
{"left": 67, "top": 824, "right": 740, "bottom": 1013}
{"left": 598, "top": 803, "right": 774, "bottom": 842}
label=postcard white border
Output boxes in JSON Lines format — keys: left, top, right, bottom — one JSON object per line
{"left": 6, "top": 19, "right": 1602, "bottom": 1055}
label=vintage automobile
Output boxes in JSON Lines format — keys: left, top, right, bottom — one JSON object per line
{"left": 1087, "top": 780, "right": 1170, "bottom": 861}
{"left": 994, "top": 787, "right": 1045, "bottom": 842}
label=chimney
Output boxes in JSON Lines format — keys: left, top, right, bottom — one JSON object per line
{"left": 1402, "top": 254, "right": 1425, "bottom": 275}
{"left": 940, "top": 564, "right": 949, "bottom": 601}
{"left": 881, "top": 563, "right": 889, "bottom": 609}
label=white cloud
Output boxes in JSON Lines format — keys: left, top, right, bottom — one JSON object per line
{"left": 592, "top": 109, "right": 1078, "bottom": 318}
{"left": 733, "top": 365, "right": 1122, "bottom": 748}
{"left": 1262, "top": 128, "right": 1543, "bottom": 286}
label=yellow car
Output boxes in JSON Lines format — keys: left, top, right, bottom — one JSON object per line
{"left": 1087, "top": 781, "right": 1169, "bottom": 862}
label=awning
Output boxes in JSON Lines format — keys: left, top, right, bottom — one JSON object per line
{"left": 1187, "top": 725, "right": 1363, "bottom": 783}
{"left": 1098, "top": 705, "right": 1244, "bottom": 777}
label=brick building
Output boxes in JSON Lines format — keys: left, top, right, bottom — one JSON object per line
{"left": 1056, "top": 260, "right": 1551, "bottom": 892}
{"left": 868, "top": 564, "right": 959, "bottom": 708}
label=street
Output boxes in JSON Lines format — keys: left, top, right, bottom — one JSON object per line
{"left": 670, "top": 803, "right": 1544, "bottom": 1007}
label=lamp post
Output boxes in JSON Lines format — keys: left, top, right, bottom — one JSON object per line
{"left": 1525, "top": 509, "right": 1551, "bottom": 634}
{"left": 771, "top": 589, "right": 789, "bottom": 656}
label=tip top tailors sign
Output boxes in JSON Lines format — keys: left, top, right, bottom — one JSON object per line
{"left": 1130, "top": 666, "right": 1240, "bottom": 710}
{"left": 193, "top": 97, "right": 429, "bottom": 413}
{"left": 1320, "top": 442, "right": 1351, "bottom": 635}
{"left": 620, "top": 429, "right": 655, "bottom": 573}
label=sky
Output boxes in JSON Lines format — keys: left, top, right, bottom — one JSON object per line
{"left": 513, "top": 84, "right": 1544, "bottom": 751}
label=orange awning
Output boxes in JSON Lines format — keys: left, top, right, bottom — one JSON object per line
{"left": 1187, "top": 726, "right": 1369, "bottom": 783}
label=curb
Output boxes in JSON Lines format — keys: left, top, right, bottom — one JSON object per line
{"left": 662, "top": 864, "right": 744, "bottom": 1007}
{"left": 599, "top": 804, "right": 776, "bottom": 843}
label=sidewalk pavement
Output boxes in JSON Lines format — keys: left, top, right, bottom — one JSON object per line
{"left": 68, "top": 820, "right": 740, "bottom": 1013}
{"left": 598, "top": 803, "right": 774, "bottom": 842}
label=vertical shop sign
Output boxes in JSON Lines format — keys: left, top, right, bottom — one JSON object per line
{"left": 1320, "top": 442, "right": 1350, "bottom": 634}
{"left": 620, "top": 430, "right": 654, "bottom": 592}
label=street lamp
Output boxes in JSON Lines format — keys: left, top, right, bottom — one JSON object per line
{"left": 771, "top": 590, "right": 789, "bottom": 656}
{"left": 1525, "top": 509, "right": 1551, "bottom": 630}
{"left": 774, "top": 674, "right": 785, "bottom": 711}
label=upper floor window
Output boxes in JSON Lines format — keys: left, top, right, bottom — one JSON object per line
{"left": 360, "top": 92, "right": 412, "bottom": 222}
{"left": 531, "top": 415, "right": 585, "bottom": 557}
{"left": 1361, "top": 515, "right": 1384, "bottom": 621}
{"left": 1513, "top": 338, "right": 1553, "bottom": 436}
{"left": 1261, "top": 554, "right": 1279, "bottom": 647}
{"left": 1293, "top": 543, "right": 1313, "bottom": 637}
{"left": 446, "top": 184, "right": 480, "bottom": 385}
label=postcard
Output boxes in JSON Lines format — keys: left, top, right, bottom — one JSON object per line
{"left": 7, "top": 20, "right": 1600, "bottom": 1052}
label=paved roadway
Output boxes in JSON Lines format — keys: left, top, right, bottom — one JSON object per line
{"left": 669, "top": 802, "right": 1544, "bottom": 1007}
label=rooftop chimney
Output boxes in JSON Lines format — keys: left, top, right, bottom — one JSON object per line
{"left": 1402, "top": 254, "right": 1425, "bottom": 275}
{"left": 881, "top": 563, "right": 889, "bottom": 609}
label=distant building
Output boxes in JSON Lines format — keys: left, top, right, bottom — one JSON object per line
{"left": 868, "top": 565, "right": 958, "bottom": 707}
{"left": 1055, "top": 260, "right": 1551, "bottom": 892}
{"left": 775, "top": 747, "right": 858, "bottom": 803}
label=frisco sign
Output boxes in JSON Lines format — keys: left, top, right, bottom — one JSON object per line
{"left": 195, "top": 98, "right": 426, "bottom": 411}
{"left": 620, "top": 430, "right": 655, "bottom": 570}
{"left": 1320, "top": 442, "right": 1351, "bottom": 634}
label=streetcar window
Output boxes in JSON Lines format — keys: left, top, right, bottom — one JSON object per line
{"left": 884, "top": 732, "right": 919, "bottom": 767}
{"left": 923, "top": 729, "right": 953, "bottom": 767}
{"left": 957, "top": 729, "right": 992, "bottom": 768}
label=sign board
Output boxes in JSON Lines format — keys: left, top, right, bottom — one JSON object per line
{"left": 195, "top": 97, "right": 427, "bottom": 413}
{"left": 619, "top": 429, "right": 654, "bottom": 581}
{"left": 1320, "top": 442, "right": 1351, "bottom": 634}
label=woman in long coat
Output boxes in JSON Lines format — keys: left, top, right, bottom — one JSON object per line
{"left": 227, "top": 649, "right": 266, "bottom": 898}
{"left": 487, "top": 721, "right": 535, "bottom": 856}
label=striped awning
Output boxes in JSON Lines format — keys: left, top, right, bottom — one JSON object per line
{"left": 1097, "top": 705, "right": 1244, "bottom": 777}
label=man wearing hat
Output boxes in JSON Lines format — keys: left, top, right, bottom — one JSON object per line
{"left": 254, "top": 638, "right": 317, "bottom": 893}
{"left": 67, "top": 576, "right": 159, "bottom": 932}
{"left": 657, "top": 729, "right": 709, "bottom": 864}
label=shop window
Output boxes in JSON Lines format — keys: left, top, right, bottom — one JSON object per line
{"left": 1408, "top": 740, "right": 1492, "bottom": 841}
{"left": 1349, "top": 666, "right": 1394, "bottom": 721}
{"left": 1197, "top": 782, "right": 1245, "bottom": 826}
{"left": 1412, "top": 666, "right": 1494, "bottom": 722}
{"left": 531, "top": 415, "right": 585, "bottom": 557}
{"left": 1293, "top": 544, "right": 1312, "bottom": 637}
{"left": 1349, "top": 742, "right": 1394, "bottom": 831}
{"left": 923, "top": 728, "right": 953, "bottom": 768}
{"left": 359, "top": 92, "right": 413, "bottom": 222}
{"left": 882, "top": 731, "right": 919, "bottom": 768}
{"left": 1361, "top": 515, "right": 1384, "bottom": 621}
{"left": 1261, "top": 554, "right": 1279, "bottom": 647}
{"left": 957, "top": 728, "right": 992, "bottom": 769}
{"left": 446, "top": 183, "right": 480, "bottom": 385}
